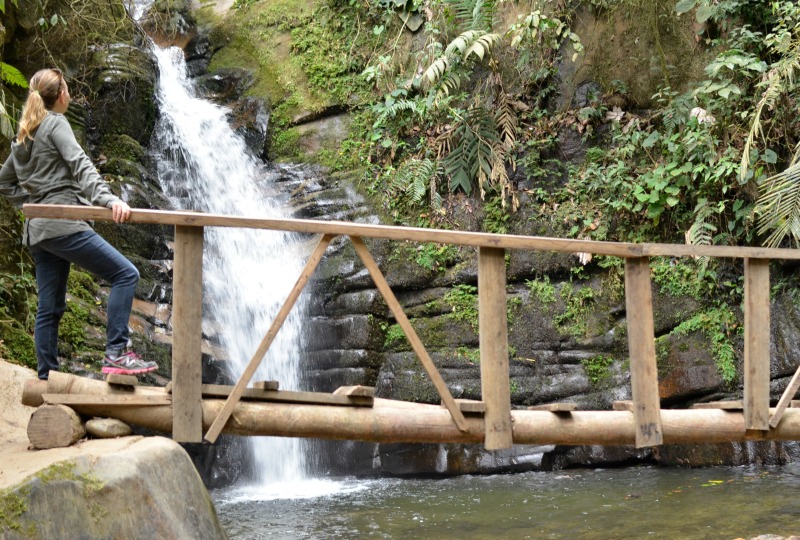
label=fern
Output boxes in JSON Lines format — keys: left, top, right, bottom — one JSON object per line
{"left": 442, "top": 107, "right": 502, "bottom": 195}
{"left": 422, "top": 30, "right": 501, "bottom": 92}
{"left": 0, "top": 62, "right": 27, "bottom": 88}
{"left": 390, "top": 158, "right": 439, "bottom": 204}
{"left": 685, "top": 199, "right": 718, "bottom": 247}
{"left": 443, "top": 0, "right": 496, "bottom": 31}
{"left": 375, "top": 98, "right": 423, "bottom": 126}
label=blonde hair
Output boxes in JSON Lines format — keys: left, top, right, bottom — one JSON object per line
{"left": 16, "top": 68, "right": 65, "bottom": 144}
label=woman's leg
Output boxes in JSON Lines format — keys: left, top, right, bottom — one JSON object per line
{"left": 31, "top": 247, "right": 70, "bottom": 380}
{"left": 34, "top": 231, "right": 140, "bottom": 357}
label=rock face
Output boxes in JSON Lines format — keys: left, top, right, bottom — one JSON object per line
{"left": 1, "top": 437, "right": 227, "bottom": 540}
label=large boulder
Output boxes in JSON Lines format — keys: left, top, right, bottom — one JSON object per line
{"left": 1, "top": 437, "right": 227, "bottom": 539}
{"left": 0, "top": 361, "right": 226, "bottom": 539}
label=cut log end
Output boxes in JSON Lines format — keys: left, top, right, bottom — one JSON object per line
{"left": 27, "top": 404, "right": 86, "bottom": 449}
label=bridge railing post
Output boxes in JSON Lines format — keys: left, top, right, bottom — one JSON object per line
{"left": 744, "top": 258, "right": 770, "bottom": 430}
{"left": 478, "top": 247, "right": 513, "bottom": 450}
{"left": 172, "top": 225, "right": 204, "bottom": 443}
{"left": 624, "top": 256, "right": 663, "bottom": 447}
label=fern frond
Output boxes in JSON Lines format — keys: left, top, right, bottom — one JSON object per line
{"left": 390, "top": 158, "right": 440, "bottom": 204}
{"left": 444, "top": 0, "right": 496, "bottom": 30}
{"left": 494, "top": 91, "right": 517, "bottom": 151}
{"left": 0, "top": 63, "right": 27, "bottom": 88}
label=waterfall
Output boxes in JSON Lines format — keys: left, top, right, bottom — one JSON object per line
{"left": 149, "top": 45, "right": 309, "bottom": 488}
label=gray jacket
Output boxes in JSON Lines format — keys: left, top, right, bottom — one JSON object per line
{"left": 0, "top": 112, "right": 121, "bottom": 245}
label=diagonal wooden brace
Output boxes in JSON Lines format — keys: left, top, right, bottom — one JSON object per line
{"left": 770, "top": 362, "right": 800, "bottom": 428}
{"left": 350, "top": 236, "right": 469, "bottom": 432}
{"left": 204, "top": 234, "right": 336, "bottom": 443}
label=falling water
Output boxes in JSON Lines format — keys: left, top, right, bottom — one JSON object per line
{"left": 149, "top": 45, "right": 308, "bottom": 488}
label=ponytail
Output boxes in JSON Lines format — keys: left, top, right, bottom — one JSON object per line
{"left": 16, "top": 68, "right": 64, "bottom": 144}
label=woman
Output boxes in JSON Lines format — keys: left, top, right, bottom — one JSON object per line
{"left": 0, "top": 68, "right": 156, "bottom": 379}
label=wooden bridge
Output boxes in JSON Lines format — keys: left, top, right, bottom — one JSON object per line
{"left": 20, "top": 203, "right": 800, "bottom": 451}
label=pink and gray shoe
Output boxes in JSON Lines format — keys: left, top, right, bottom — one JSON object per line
{"left": 101, "top": 351, "right": 158, "bottom": 375}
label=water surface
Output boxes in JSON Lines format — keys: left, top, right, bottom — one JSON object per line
{"left": 214, "top": 465, "right": 800, "bottom": 539}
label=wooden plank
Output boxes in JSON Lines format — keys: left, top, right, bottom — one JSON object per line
{"left": 204, "top": 234, "right": 335, "bottom": 444}
{"left": 441, "top": 399, "right": 486, "bottom": 414}
{"left": 691, "top": 401, "right": 743, "bottom": 410}
{"left": 527, "top": 403, "right": 577, "bottom": 412}
{"left": 350, "top": 236, "right": 469, "bottom": 433}
{"left": 478, "top": 246, "right": 513, "bottom": 450}
{"left": 43, "top": 394, "right": 172, "bottom": 406}
{"left": 770, "top": 364, "right": 800, "bottom": 427}
{"left": 105, "top": 373, "right": 138, "bottom": 387}
{"left": 200, "top": 385, "right": 372, "bottom": 406}
{"left": 744, "top": 258, "right": 770, "bottom": 430}
{"left": 624, "top": 257, "right": 663, "bottom": 447}
{"left": 252, "top": 381, "right": 280, "bottom": 391}
{"left": 333, "top": 386, "right": 375, "bottom": 398}
{"left": 791, "top": 400, "right": 800, "bottom": 408}
{"left": 612, "top": 400, "right": 633, "bottom": 412}
{"left": 172, "top": 225, "right": 205, "bottom": 443}
{"left": 24, "top": 203, "right": 800, "bottom": 260}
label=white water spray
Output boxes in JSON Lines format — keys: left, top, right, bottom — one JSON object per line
{"left": 149, "top": 45, "right": 308, "bottom": 487}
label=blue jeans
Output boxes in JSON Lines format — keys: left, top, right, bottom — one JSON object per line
{"left": 31, "top": 230, "right": 139, "bottom": 380}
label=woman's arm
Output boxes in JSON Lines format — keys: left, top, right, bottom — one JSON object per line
{"left": 0, "top": 153, "right": 30, "bottom": 208}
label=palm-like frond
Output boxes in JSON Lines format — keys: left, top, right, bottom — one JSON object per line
{"left": 741, "top": 42, "right": 800, "bottom": 180}
{"left": 755, "top": 161, "right": 800, "bottom": 248}
{"left": 422, "top": 30, "right": 501, "bottom": 92}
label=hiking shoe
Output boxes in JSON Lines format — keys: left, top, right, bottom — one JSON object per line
{"left": 102, "top": 351, "right": 158, "bottom": 375}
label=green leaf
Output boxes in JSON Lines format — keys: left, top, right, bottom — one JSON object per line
{"left": 696, "top": 5, "right": 715, "bottom": 23}
{"left": 667, "top": 196, "right": 680, "bottom": 207}
{"left": 50, "top": 14, "right": 58, "bottom": 26}
{"left": 642, "top": 131, "right": 660, "bottom": 148}
{"left": 675, "top": 0, "right": 697, "bottom": 15}
{"left": 762, "top": 149, "right": 778, "bottom": 164}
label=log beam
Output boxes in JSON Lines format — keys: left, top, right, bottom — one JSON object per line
{"left": 27, "top": 404, "right": 86, "bottom": 449}
{"left": 24, "top": 373, "right": 800, "bottom": 445}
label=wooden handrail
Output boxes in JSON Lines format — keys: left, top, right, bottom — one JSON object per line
{"left": 23, "top": 204, "right": 800, "bottom": 260}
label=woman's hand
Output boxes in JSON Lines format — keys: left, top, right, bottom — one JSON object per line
{"left": 111, "top": 200, "right": 132, "bottom": 223}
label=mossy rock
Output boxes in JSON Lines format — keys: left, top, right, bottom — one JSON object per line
{"left": 100, "top": 134, "right": 146, "bottom": 163}
{"left": 90, "top": 44, "right": 158, "bottom": 147}
{"left": 0, "top": 324, "right": 36, "bottom": 369}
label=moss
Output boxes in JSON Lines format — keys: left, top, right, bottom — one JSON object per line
{"left": 67, "top": 270, "right": 99, "bottom": 304}
{"left": 0, "top": 324, "right": 36, "bottom": 369}
{"left": 270, "top": 127, "right": 303, "bottom": 161}
{"left": 0, "top": 487, "right": 33, "bottom": 536}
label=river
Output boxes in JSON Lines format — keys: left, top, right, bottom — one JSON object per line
{"left": 212, "top": 465, "right": 800, "bottom": 539}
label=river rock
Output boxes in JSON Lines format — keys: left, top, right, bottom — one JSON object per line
{"left": 85, "top": 418, "right": 133, "bottom": 438}
{"left": 1, "top": 436, "right": 226, "bottom": 539}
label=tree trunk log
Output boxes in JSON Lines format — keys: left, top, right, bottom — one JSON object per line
{"left": 27, "top": 404, "right": 86, "bottom": 449}
{"left": 21, "top": 372, "right": 800, "bottom": 445}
